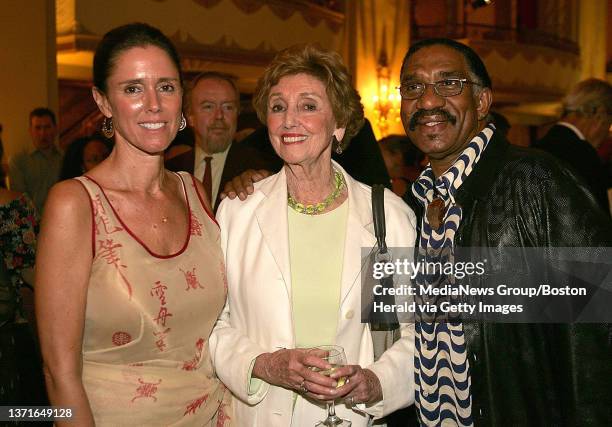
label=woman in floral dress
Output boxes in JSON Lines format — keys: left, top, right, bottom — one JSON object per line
{"left": 0, "top": 186, "right": 47, "bottom": 405}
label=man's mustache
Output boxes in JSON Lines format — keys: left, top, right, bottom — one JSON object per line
{"left": 408, "top": 108, "right": 457, "bottom": 131}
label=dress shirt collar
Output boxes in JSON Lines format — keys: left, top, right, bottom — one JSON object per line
{"left": 194, "top": 143, "right": 231, "bottom": 170}
{"left": 557, "top": 121, "right": 586, "bottom": 141}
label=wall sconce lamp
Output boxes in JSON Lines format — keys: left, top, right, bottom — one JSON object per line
{"left": 372, "top": 47, "right": 401, "bottom": 137}
{"left": 471, "top": 0, "right": 493, "bottom": 8}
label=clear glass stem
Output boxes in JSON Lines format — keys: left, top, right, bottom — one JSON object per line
{"left": 325, "top": 401, "right": 341, "bottom": 425}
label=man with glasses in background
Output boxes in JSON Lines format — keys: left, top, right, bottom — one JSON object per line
{"left": 400, "top": 38, "right": 611, "bottom": 426}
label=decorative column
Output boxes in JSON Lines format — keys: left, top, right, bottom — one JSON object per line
{"left": 578, "top": 0, "right": 607, "bottom": 79}
{"left": 0, "top": 0, "right": 58, "bottom": 161}
{"left": 344, "top": 0, "right": 411, "bottom": 139}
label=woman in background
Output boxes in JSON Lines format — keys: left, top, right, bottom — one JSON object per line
{"left": 36, "top": 23, "right": 231, "bottom": 426}
{"left": 0, "top": 136, "right": 46, "bottom": 405}
{"left": 59, "top": 135, "right": 112, "bottom": 180}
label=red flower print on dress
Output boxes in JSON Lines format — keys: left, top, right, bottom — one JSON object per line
{"left": 96, "top": 239, "right": 132, "bottom": 298}
{"left": 184, "top": 393, "right": 209, "bottom": 416}
{"left": 131, "top": 378, "right": 162, "bottom": 402}
{"left": 190, "top": 210, "right": 203, "bottom": 236}
{"left": 180, "top": 267, "right": 204, "bottom": 291}
{"left": 216, "top": 402, "right": 231, "bottom": 427}
{"left": 182, "top": 338, "right": 205, "bottom": 371}
{"left": 112, "top": 331, "right": 132, "bottom": 346}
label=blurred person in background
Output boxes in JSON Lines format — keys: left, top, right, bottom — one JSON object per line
{"left": 379, "top": 134, "right": 425, "bottom": 197}
{"left": 8, "top": 108, "right": 62, "bottom": 214}
{"left": 0, "top": 135, "right": 47, "bottom": 405}
{"left": 165, "top": 71, "right": 273, "bottom": 210}
{"left": 59, "top": 135, "right": 112, "bottom": 180}
{"left": 534, "top": 78, "right": 612, "bottom": 213}
{"left": 0, "top": 123, "right": 6, "bottom": 188}
{"left": 598, "top": 135, "right": 612, "bottom": 214}
{"left": 487, "top": 110, "right": 510, "bottom": 137}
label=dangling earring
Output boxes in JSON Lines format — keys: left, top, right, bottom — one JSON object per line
{"left": 101, "top": 116, "right": 114, "bottom": 138}
{"left": 179, "top": 113, "right": 187, "bottom": 131}
{"left": 333, "top": 135, "right": 343, "bottom": 155}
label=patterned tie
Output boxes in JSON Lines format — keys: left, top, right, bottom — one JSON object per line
{"left": 202, "top": 156, "right": 213, "bottom": 205}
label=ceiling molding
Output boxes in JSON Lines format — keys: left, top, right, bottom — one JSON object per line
{"left": 56, "top": 32, "right": 277, "bottom": 68}
{"left": 192, "top": 0, "right": 344, "bottom": 32}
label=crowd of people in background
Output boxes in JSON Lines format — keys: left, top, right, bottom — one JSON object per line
{"left": 0, "top": 20, "right": 611, "bottom": 427}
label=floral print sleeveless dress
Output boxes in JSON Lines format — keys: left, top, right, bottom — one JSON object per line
{"left": 75, "top": 172, "right": 231, "bottom": 426}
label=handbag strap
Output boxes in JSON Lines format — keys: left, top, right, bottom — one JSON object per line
{"left": 370, "top": 184, "right": 399, "bottom": 332}
{"left": 372, "top": 184, "right": 388, "bottom": 254}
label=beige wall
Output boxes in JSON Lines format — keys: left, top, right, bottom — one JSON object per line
{"left": 57, "top": 0, "right": 344, "bottom": 91}
{"left": 0, "top": 0, "right": 58, "bottom": 162}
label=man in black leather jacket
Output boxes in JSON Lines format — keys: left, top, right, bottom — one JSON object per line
{"left": 401, "top": 38, "right": 612, "bottom": 426}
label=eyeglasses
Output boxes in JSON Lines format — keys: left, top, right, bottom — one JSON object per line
{"left": 397, "top": 78, "right": 481, "bottom": 100}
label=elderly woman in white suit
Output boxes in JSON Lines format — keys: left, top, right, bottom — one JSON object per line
{"left": 210, "top": 44, "right": 416, "bottom": 427}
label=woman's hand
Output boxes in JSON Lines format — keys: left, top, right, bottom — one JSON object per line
{"left": 252, "top": 349, "right": 339, "bottom": 397}
{"left": 329, "top": 365, "right": 383, "bottom": 406}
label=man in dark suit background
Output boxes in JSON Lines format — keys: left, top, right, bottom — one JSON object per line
{"left": 534, "top": 78, "right": 612, "bottom": 213}
{"left": 165, "top": 71, "right": 271, "bottom": 210}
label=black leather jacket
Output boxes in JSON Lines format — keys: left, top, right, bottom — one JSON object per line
{"left": 405, "top": 131, "right": 612, "bottom": 426}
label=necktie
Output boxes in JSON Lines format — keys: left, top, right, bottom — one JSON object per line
{"left": 203, "top": 156, "right": 213, "bottom": 205}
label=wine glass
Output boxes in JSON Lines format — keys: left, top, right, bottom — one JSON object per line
{"left": 310, "top": 345, "right": 351, "bottom": 427}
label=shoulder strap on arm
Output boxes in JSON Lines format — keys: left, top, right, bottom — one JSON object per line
{"left": 372, "top": 184, "right": 387, "bottom": 254}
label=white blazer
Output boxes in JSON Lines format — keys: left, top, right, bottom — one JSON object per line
{"left": 210, "top": 162, "right": 417, "bottom": 427}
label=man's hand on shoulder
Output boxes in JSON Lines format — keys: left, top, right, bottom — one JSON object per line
{"left": 220, "top": 169, "right": 271, "bottom": 201}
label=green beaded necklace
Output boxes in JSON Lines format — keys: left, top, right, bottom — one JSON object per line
{"left": 287, "top": 170, "right": 345, "bottom": 215}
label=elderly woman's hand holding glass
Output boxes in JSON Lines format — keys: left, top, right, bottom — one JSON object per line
{"left": 210, "top": 44, "right": 416, "bottom": 427}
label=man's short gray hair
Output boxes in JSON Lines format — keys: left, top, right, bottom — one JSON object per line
{"left": 562, "top": 78, "right": 612, "bottom": 118}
